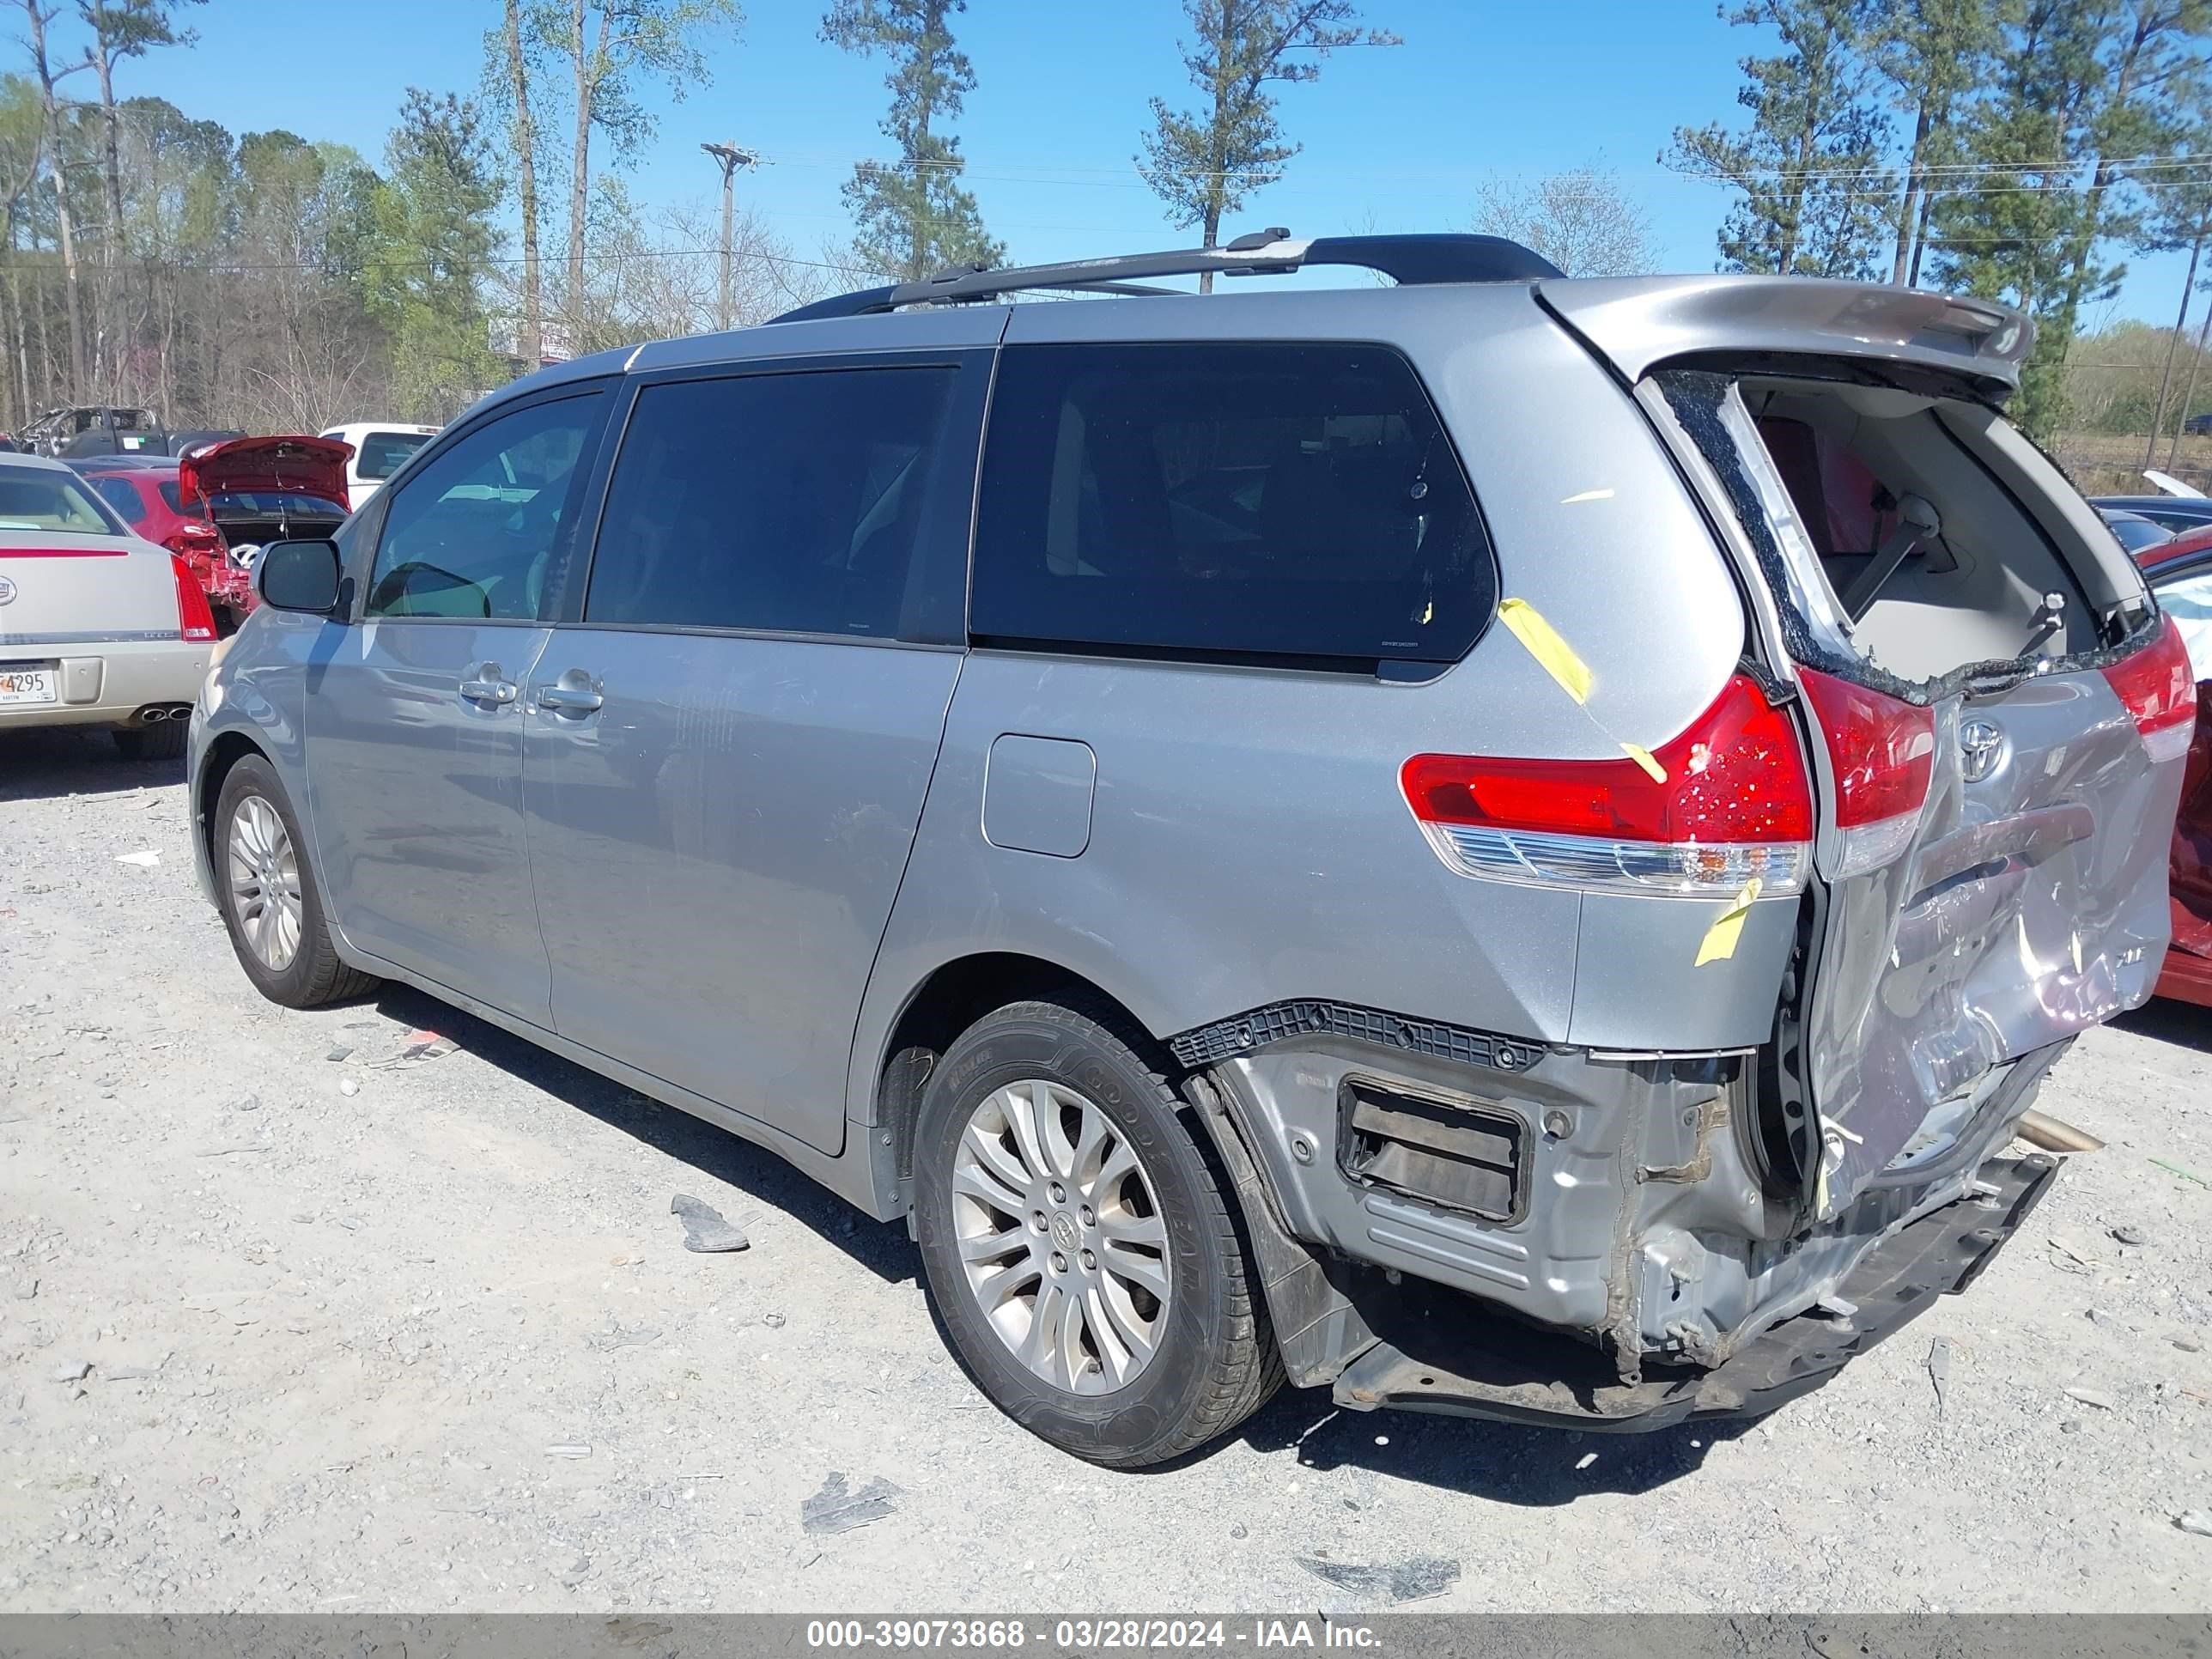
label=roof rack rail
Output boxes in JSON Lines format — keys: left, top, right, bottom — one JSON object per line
{"left": 769, "top": 231, "right": 1565, "bottom": 324}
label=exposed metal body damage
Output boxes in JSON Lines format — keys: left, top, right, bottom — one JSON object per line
{"left": 1329, "top": 1151, "right": 2060, "bottom": 1430}
{"left": 1167, "top": 282, "right": 2186, "bottom": 1422}
{"left": 1182, "top": 1006, "right": 2077, "bottom": 1420}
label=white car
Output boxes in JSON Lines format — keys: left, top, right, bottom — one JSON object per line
{"left": 317, "top": 422, "right": 439, "bottom": 512}
{"left": 0, "top": 453, "right": 214, "bottom": 760}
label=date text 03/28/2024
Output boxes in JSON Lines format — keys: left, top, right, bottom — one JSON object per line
{"left": 804, "top": 1619, "right": 1385, "bottom": 1651}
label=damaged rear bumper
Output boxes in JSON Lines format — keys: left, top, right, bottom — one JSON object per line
{"left": 1332, "top": 1150, "right": 2057, "bottom": 1431}
{"left": 1185, "top": 1008, "right": 2075, "bottom": 1427}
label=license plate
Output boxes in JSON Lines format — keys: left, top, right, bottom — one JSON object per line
{"left": 0, "top": 665, "right": 58, "bottom": 704}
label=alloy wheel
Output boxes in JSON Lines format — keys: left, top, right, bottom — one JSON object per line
{"left": 227, "top": 794, "right": 303, "bottom": 972}
{"left": 951, "top": 1079, "right": 1173, "bottom": 1395}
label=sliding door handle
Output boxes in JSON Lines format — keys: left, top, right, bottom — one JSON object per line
{"left": 534, "top": 672, "right": 604, "bottom": 714}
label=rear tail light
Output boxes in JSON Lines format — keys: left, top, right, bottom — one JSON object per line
{"left": 2101, "top": 615, "right": 2197, "bottom": 766}
{"left": 169, "top": 553, "right": 218, "bottom": 643}
{"left": 161, "top": 520, "right": 224, "bottom": 564}
{"left": 1401, "top": 673, "right": 1814, "bottom": 895}
{"left": 1794, "top": 665, "right": 1936, "bottom": 878}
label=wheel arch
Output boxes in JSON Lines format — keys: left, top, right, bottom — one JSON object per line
{"left": 195, "top": 728, "right": 270, "bottom": 872}
{"left": 862, "top": 951, "right": 1170, "bottom": 1200}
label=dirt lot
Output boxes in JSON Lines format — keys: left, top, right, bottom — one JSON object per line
{"left": 3, "top": 726, "right": 2210, "bottom": 1614}
{"left": 2057, "top": 430, "right": 2212, "bottom": 496}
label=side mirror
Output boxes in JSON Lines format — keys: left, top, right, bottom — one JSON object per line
{"left": 255, "top": 538, "right": 343, "bottom": 615}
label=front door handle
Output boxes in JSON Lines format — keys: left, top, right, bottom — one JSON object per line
{"left": 534, "top": 670, "right": 604, "bottom": 714}
{"left": 459, "top": 662, "right": 519, "bottom": 705}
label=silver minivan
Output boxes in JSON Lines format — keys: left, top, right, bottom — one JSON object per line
{"left": 188, "top": 234, "right": 2196, "bottom": 1466}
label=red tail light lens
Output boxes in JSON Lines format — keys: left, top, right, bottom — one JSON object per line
{"left": 2102, "top": 616, "right": 2197, "bottom": 765}
{"left": 161, "top": 520, "right": 224, "bottom": 564}
{"left": 1794, "top": 667, "right": 1936, "bottom": 827}
{"left": 1794, "top": 665, "right": 1935, "bottom": 878}
{"left": 169, "top": 553, "right": 218, "bottom": 643}
{"left": 1402, "top": 673, "right": 1814, "bottom": 894}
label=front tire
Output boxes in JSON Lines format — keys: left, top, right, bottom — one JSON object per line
{"left": 212, "top": 755, "right": 380, "bottom": 1008}
{"left": 913, "top": 997, "right": 1281, "bottom": 1468}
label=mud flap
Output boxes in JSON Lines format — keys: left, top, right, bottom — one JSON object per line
{"left": 1188, "top": 1075, "right": 1379, "bottom": 1388}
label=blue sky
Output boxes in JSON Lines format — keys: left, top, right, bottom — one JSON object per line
{"left": 147, "top": 0, "right": 2183, "bottom": 326}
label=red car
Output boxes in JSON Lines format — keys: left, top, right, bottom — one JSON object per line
{"left": 75, "top": 436, "right": 352, "bottom": 635}
{"left": 2134, "top": 526, "right": 2212, "bottom": 1006}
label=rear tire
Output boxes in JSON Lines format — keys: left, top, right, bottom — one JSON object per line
{"left": 212, "top": 754, "right": 379, "bottom": 1009}
{"left": 112, "top": 721, "right": 186, "bottom": 762}
{"left": 913, "top": 996, "right": 1281, "bottom": 1468}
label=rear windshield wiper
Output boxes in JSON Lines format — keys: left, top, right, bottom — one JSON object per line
{"left": 2019, "top": 592, "right": 2065, "bottom": 656}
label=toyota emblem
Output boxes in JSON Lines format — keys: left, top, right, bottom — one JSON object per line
{"left": 1960, "top": 718, "right": 2006, "bottom": 782}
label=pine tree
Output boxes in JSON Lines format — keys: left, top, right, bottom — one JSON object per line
{"left": 368, "top": 90, "right": 504, "bottom": 418}
{"left": 1866, "top": 0, "right": 2009, "bottom": 285}
{"left": 822, "top": 0, "right": 1000, "bottom": 283}
{"left": 1137, "top": 0, "right": 1394, "bottom": 290}
{"left": 1930, "top": 0, "right": 2210, "bottom": 438}
{"left": 1664, "top": 0, "right": 1896, "bottom": 279}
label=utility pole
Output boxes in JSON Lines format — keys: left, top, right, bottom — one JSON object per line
{"left": 700, "top": 142, "right": 761, "bottom": 332}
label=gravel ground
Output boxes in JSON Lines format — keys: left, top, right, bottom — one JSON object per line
{"left": 3, "top": 725, "right": 2210, "bottom": 1614}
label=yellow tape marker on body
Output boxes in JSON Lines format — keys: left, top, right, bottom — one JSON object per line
{"left": 1620, "top": 741, "right": 1666, "bottom": 782}
{"left": 1693, "top": 877, "right": 1762, "bottom": 967}
{"left": 1497, "top": 597, "right": 1592, "bottom": 705}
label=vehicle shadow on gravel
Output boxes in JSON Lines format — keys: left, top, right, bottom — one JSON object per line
{"left": 368, "top": 981, "right": 922, "bottom": 1286}
{"left": 1236, "top": 1385, "right": 1751, "bottom": 1501}
{"left": 367, "top": 975, "right": 1765, "bottom": 1493}
{"left": 0, "top": 726, "right": 182, "bottom": 800}
{"left": 2111, "top": 997, "right": 2212, "bottom": 1054}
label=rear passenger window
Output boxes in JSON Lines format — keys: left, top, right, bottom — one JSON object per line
{"left": 972, "top": 343, "right": 1494, "bottom": 665}
{"left": 586, "top": 367, "right": 955, "bottom": 637}
{"left": 91, "top": 477, "right": 146, "bottom": 526}
{"left": 357, "top": 430, "right": 430, "bottom": 480}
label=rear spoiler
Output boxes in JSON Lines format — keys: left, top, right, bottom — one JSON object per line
{"left": 1535, "top": 276, "right": 2031, "bottom": 398}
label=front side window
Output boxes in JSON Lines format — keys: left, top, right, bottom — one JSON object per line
{"left": 585, "top": 366, "right": 956, "bottom": 638}
{"left": 0, "top": 467, "right": 128, "bottom": 535}
{"left": 970, "top": 342, "right": 1495, "bottom": 665}
{"left": 366, "top": 397, "right": 599, "bottom": 620}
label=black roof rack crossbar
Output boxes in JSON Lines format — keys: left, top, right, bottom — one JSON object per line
{"left": 769, "top": 232, "right": 1564, "bottom": 324}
